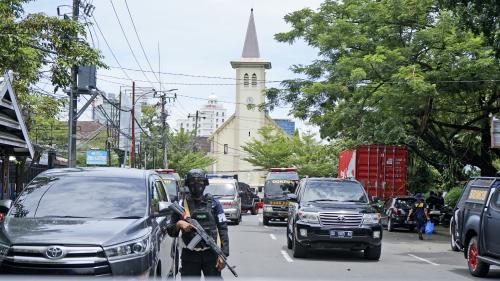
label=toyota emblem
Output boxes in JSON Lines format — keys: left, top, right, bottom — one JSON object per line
{"left": 337, "top": 215, "right": 346, "bottom": 222}
{"left": 45, "top": 246, "right": 65, "bottom": 260}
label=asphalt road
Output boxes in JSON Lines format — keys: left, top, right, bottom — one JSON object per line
{"left": 221, "top": 212, "right": 500, "bottom": 280}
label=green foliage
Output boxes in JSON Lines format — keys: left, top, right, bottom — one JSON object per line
{"left": 0, "top": 0, "right": 105, "bottom": 139}
{"left": 445, "top": 186, "right": 464, "bottom": 207}
{"left": 242, "top": 126, "right": 337, "bottom": 177}
{"left": 267, "top": 0, "right": 500, "bottom": 180}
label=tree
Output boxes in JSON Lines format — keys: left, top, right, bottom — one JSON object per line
{"left": 266, "top": 0, "right": 500, "bottom": 177}
{"left": 242, "top": 126, "right": 337, "bottom": 177}
{"left": 0, "top": 0, "right": 104, "bottom": 130}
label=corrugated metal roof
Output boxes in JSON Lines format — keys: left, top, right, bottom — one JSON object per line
{"left": 0, "top": 72, "right": 34, "bottom": 158}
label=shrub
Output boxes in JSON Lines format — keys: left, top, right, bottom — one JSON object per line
{"left": 445, "top": 186, "right": 464, "bottom": 207}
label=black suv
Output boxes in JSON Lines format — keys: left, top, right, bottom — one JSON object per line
{"left": 238, "top": 182, "right": 260, "bottom": 215}
{"left": 0, "top": 168, "right": 175, "bottom": 277}
{"left": 286, "top": 178, "right": 382, "bottom": 260}
{"left": 450, "top": 177, "right": 500, "bottom": 277}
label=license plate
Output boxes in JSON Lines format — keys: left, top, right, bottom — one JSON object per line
{"left": 330, "top": 230, "right": 353, "bottom": 238}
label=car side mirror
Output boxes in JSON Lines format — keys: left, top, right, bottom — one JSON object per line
{"left": 157, "top": 201, "right": 173, "bottom": 216}
{"left": 0, "top": 199, "right": 12, "bottom": 213}
{"left": 287, "top": 193, "right": 298, "bottom": 202}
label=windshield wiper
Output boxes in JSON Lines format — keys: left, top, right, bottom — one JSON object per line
{"left": 343, "top": 200, "right": 366, "bottom": 203}
{"left": 112, "top": 216, "right": 142, "bottom": 219}
{"left": 308, "top": 199, "right": 339, "bottom": 202}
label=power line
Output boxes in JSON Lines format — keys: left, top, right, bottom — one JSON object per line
{"left": 123, "top": 0, "right": 160, "bottom": 84}
{"left": 108, "top": 0, "right": 154, "bottom": 87}
{"left": 91, "top": 16, "right": 132, "bottom": 81}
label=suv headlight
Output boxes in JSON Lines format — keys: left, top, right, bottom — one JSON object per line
{"left": 104, "top": 236, "right": 150, "bottom": 261}
{"left": 264, "top": 205, "right": 273, "bottom": 212}
{"left": 362, "top": 213, "right": 381, "bottom": 225}
{"left": 298, "top": 211, "right": 319, "bottom": 224}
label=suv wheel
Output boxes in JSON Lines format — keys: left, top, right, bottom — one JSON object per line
{"left": 263, "top": 216, "right": 270, "bottom": 226}
{"left": 450, "top": 220, "right": 460, "bottom": 252}
{"left": 364, "top": 245, "right": 382, "bottom": 260}
{"left": 292, "top": 235, "right": 307, "bottom": 258}
{"left": 467, "top": 237, "right": 490, "bottom": 277}
{"left": 387, "top": 218, "right": 394, "bottom": 232}
{"left": 286, "top": 227, "right": 292, "bottom": 249}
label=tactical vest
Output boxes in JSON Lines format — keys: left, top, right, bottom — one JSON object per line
{"left": 182, "top": 195, "right": 218, "bottom": 249}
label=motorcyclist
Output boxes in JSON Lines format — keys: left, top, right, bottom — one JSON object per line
{"left": 166, "top": 169, "right": 229, "bottom": 279}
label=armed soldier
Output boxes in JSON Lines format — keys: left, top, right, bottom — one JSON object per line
{"left": 166, "top": 169, "right": 230, "bottom": 279}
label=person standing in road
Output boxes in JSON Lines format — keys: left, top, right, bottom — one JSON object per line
{"left": 166, "top": 169, "right": 229, "bottom": 279}
{"left": 407, "top": 193, "right": 430, "bottom": 240}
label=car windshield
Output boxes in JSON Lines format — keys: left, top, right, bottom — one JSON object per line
{"left": 265, "top": 180, "right": 295, "bottom": 196}
{"left": 205, "top": 183, "right": 236, "bottom": 197}
{"left": 267, "top": 172, "right": 299, "bottom": 181}
{"left": 302, "top": 181, "right": 368, "bottom": 203}
{"left": 9, "top": 176, "right": 147, "bottom": 219}
{"left": 395, "top": 198, "right": 416, "bottom": 209}
{"left": 158, "top": 175, "right": 177, "bottom": 196}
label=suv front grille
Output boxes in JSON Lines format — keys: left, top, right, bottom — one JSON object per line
{"left": 319, "top": 212, "right": 363, "bottom": 227}
{"left": 2, "top": 245, "right": 111, "bottom": 276}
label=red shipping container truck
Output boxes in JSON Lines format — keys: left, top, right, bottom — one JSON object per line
{"left": 338, "top": 145, "right": 408, "bottom": 200}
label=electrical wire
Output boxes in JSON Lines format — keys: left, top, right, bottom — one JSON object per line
{"left": 109, "top": 0, "right": 155, "bottom": 88}
{"left": 123, "top": 0, "right": 160, "bottom": 84}
{"left": 91, "top": 16, "right": 132, "bottom": 81}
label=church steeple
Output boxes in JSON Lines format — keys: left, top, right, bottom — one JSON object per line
{"left": 242, "top": 9, "right": 260, "bottom": 58}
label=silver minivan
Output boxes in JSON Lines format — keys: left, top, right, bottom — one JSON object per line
{"left": 205, "top": 178, "right": 242, "bottom": 225}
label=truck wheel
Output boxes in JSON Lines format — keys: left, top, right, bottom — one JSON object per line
{"left": 251, "top": 205, "right": 258, "bottom": 215}
{"left": 467, "top": 237, "right": 490, "bottom": 277}
{"left": 364, "top": 245, "right": 382, "bottom": 260}
{"left": 286, "top": 228, "right": 292, "bottom": 249}
{"left": 387, "top": 218, "right": 394, "bottom": 232}
{"left": 263, "top": 216, "right": 270, "bottom": 226}
{"left": 292, "top": 236, "right": 307, "bottom": 258}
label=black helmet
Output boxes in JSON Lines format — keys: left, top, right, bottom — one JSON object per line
{"left": 185, "top": 169, "right": 209, "bottom": 198}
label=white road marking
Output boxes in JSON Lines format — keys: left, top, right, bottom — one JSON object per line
{"left": 270, "top": 234, "right": 277, "bottom": 240}
{"left": 281, "top": 250, "right": 294, "bottom": 263}
{"left": 408, "top": 254, "right": 440, "bottom": 266}
{"left": 259, "top": 217, "right": 263, "bottom": 223}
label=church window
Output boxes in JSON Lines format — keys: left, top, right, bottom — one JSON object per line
{"left": 249, "top": 131, "right": 251, "bottom": 137}
{"left": 222, "top": 112, "right": 225, "bottom": 117}
{"left": 243, "top": 73, "right": 249, "bottom": 87}
{"left": 216, "top": 124, "right": 218, "bottom": 128}
{"left": 222, "top": 119, "right": 224, "bottom": 122}
{"left": 251, "top": 73, "right": 257, "bottom": 87}
{"left": 216, "top": 112, "right": 219, "bottom": 116}
{"left": 216, "top": 119, "right": 219, "bottom": 123}
{"left": 224, "top": 144, "right": 228, "bottom": 154}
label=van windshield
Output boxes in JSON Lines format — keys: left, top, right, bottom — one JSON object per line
{"left": 158, "top": 175, "right": 177, "bottom": 196}
{"left": 205, "top": 183, "right": 236, "bottom": 197}
{"left": 10, "top": 176, "right": 147, "bottom": 219}
{"left": 265, "top": 180, "right": 296, "bottom": 196}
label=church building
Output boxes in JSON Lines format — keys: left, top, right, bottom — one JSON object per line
{"left": 209, "top": 9, "right": 281, "bottom": 187}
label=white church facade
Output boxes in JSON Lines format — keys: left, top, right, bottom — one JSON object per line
{"left": 209, "top": 9, "right": 281, "bottom": 187}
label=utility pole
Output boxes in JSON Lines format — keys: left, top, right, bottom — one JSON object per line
{"left": 188, "top": 111, "right": 206, "bottom": 138}
{"left": 67, "top": 0, "right": 80, "bottom": 167}
{"left": 131, "top": 81, "right": 136, "bottom": 168}
{"left": 160, "top": 94, "right": 168, "bottom": 168}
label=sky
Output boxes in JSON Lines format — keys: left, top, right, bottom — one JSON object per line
{"left": 25, "top": 0, "right": 324, "bottom": 135}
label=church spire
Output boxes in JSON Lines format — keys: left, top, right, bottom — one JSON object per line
{"left": 241, "top": 9, "right": 260, "bottom": 58}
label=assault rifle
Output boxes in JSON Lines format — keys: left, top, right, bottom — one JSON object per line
{"left": 169, "top": 203, "right": 238, "bottom": 277}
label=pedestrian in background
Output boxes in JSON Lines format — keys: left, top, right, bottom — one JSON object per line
{"left": 408, "top": 193, "right": 430, "bottom": 240}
